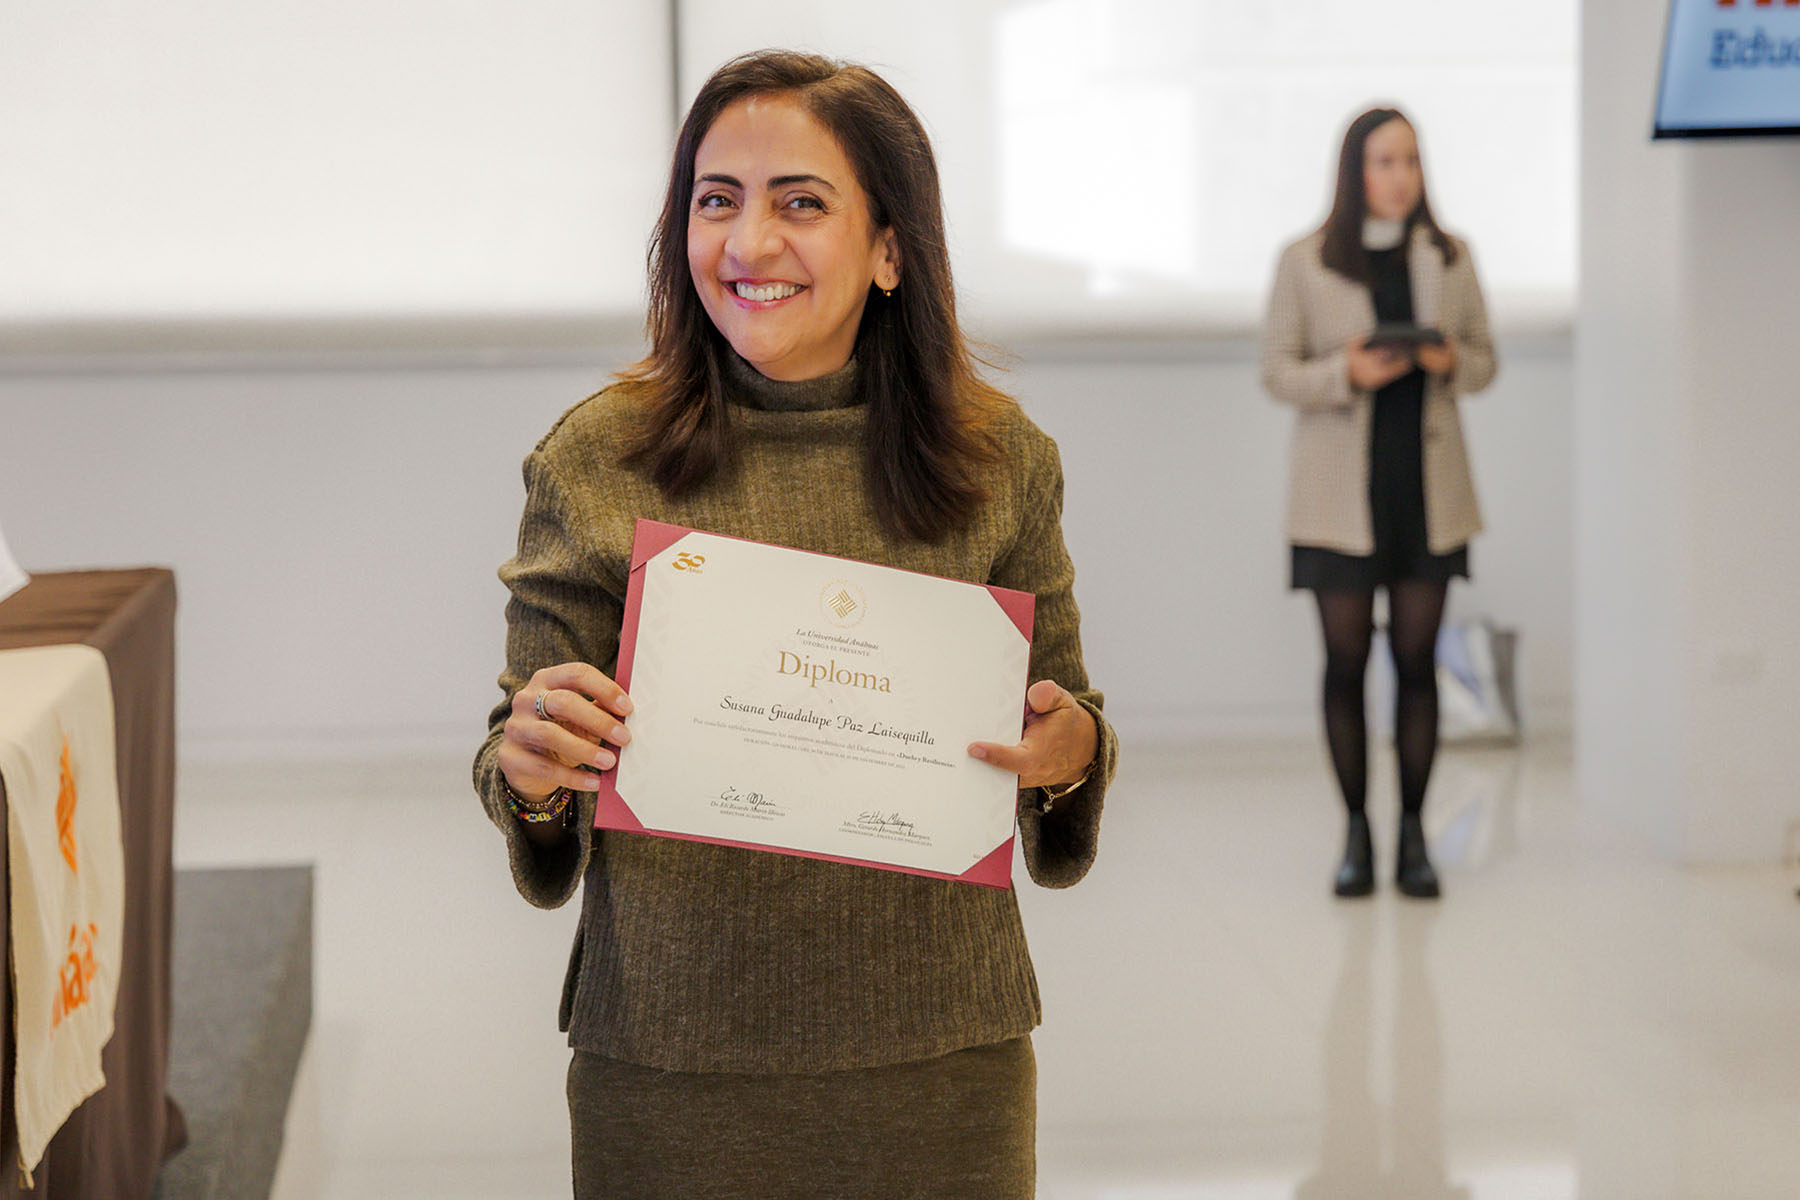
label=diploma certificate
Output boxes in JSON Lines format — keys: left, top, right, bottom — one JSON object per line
{"left": 596, "top": 520, "right": 1034, "bottom": 888}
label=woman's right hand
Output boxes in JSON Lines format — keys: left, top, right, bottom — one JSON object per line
{"left": 497, "top": 662, "right": 634, "bottom": 802}
{"left": 1346, "top": 336, "right": 1413, "bottom": 392}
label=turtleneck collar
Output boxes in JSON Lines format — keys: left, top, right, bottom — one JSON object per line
{"left": 1362, "top": 217, "right": 1408, "bottom": 251}
{"left": 721, "top": 350, "right": 861, "bottom": 413}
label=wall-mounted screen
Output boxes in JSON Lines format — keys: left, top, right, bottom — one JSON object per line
{"left": 1655, "top": 0, "right": 1800, "bottom": 138}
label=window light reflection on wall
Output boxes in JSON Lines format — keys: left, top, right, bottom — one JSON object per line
{"left": 988, "top": 0, "right": 1575, "bottom": 326}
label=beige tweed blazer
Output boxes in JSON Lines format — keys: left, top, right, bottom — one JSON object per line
{"left": 1260, "top": 226, "right": 1497, "bottom": 555}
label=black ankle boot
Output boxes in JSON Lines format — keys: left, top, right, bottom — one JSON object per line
{"left": 1334, "top": 812, "right": 1375, "bottom": 897}
{"left": 1396, "top": 811, "right": 1440, "bottom": 898}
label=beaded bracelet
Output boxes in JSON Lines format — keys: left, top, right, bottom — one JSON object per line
{"left": 503, "top": 781, "right": 572, "bottom": 824}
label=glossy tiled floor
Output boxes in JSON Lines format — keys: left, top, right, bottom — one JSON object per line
{"left": 173, "top": 735, "right": 1800, "bottom": 1199}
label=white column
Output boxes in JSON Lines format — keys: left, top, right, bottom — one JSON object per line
{"left": 1578, "top": 0, "right": 1800, "bottom": 863}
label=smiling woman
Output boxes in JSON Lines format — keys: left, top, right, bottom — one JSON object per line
{"left": 687, "top": 95, "right": 900, "bottom": 381}
{"left": 470, "top": 49, "right": 1119, "bottom": 1199}
{"left": 616, "top": 52, "right": 1011, "bottom": 542}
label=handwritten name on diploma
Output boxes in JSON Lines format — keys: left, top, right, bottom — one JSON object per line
{"left": 719, "top": 695, "right": 938, "bottom": 747}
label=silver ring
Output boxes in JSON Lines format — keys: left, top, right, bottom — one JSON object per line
{"left": 534, "top": 690, "right": 553, "bottom": 722}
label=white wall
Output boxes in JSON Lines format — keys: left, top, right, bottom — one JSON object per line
{"left": 0, "top": 332, "right": 1571, "bottom": 760}
{"left": 1578, "top": 0, "right": 1800, "bottom": 863}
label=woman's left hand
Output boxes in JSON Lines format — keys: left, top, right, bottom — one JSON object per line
{"left": 968, "top": 679, "right": 1098, "bottom": 791}
{"left": 1415, "top": 336, "right": 1458, "bottom": 377}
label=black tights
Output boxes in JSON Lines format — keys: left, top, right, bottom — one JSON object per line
{"left": 1314, "top": 581, "right": 1448, "bottom": 817}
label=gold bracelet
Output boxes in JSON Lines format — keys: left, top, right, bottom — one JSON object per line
{"left": 1038, "top": 768, "right": 1091, "bottom": 815}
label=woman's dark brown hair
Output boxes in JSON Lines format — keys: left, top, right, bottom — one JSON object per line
{"left": 620, "top": 50, "right": 1007, "bottom": 543}
{"left": 1318, "top": 107, "right": 1458, "bottom": 284}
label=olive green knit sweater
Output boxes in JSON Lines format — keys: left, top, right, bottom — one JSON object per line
{"left": 472, "top": 354, "right": 1117, "bottom": 1074}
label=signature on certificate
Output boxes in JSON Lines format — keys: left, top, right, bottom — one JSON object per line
{"left": 855, "top": 810, "right": 917, "bottom": 835}
{"left": 720, "top": 786, "right": 777, "bottom": 811}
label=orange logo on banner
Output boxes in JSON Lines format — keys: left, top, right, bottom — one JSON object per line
{"left": 56, "top": 733, "right": 78, "bottom": 875}
{"left": 50, "top": 923, "right": 99, "bottom": 1032}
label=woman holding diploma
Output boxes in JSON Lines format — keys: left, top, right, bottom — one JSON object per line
{"left": 1262, "top": 107, "right": 1496, "bottom": 900}
{"left": 472, "top": 51, "right": 1116, "bottom": 1197}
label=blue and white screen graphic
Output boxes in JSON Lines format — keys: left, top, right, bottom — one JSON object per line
{"left": 1656, "top": 0, "right": 1800, "bottom": 137}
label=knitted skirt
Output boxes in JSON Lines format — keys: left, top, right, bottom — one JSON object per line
{"left": 566, "top": 1036, "right": 1035, "bottom": 1199}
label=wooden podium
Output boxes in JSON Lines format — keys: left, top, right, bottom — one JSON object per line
{"left": 0, "top": 570, "right": 185, "bottom": 1199}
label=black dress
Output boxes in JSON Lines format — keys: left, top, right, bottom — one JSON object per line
{"left": 1291, "top": 243, "right": 1470, "bottom": 592}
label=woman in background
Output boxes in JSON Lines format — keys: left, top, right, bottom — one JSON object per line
{"left": 1261, "top": 107, "right": 1496, "bottom": 899}
{"left": 472, "top": 50, "right": 1114, "bottom": 1197}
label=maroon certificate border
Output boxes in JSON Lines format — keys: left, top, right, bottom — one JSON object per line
{"left": 594, "top": 519, "right": 1033, "bottom": 889}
